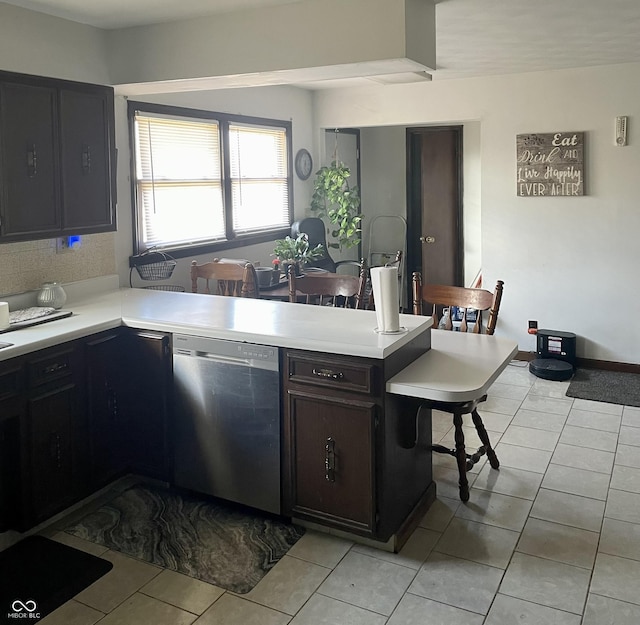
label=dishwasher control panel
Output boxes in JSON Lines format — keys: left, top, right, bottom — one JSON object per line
{"left": 173, "top": 334, "right": 278, "bottom": 369}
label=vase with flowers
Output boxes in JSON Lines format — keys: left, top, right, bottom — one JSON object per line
{"left": 272, "top": 233, "right": 324, "bottom": 276}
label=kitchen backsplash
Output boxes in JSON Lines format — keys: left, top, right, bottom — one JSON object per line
{"left": 0, "top": 233, "right": 116, "bottom": 297}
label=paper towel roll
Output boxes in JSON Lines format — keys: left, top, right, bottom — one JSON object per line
{"left": 370, "top": 266, "right": 400, "bottom": 333}
{"left": 0, "top": 302, "right": 9, "bottom": 330}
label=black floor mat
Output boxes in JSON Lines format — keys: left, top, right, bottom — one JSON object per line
{"left": 566, "top": 368, "right": 640, "bottom": 407}
{"left": 0, "top": 535, "right": 112, "bottom": 624}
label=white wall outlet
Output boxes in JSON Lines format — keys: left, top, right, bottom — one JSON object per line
{"left": 616, "top": 116, "right": 628, "bottom": 146}
{"left": 56, "top": 237, "right": 71, "bottom": 254}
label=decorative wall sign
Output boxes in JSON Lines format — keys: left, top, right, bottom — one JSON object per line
{"left": 516, "top": 132, "right": 584, "bottom": 197}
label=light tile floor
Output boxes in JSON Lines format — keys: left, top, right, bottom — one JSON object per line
{"left": 38, "top": 362, "right": 640, "bottom": 625}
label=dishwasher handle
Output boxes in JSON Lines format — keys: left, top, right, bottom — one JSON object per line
{"left": 174, "top": 349, "right": 279, "bottom": 372}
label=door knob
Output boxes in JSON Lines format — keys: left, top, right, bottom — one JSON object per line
{"left": 420, "top": 236, "right": 436, "bottom": 244}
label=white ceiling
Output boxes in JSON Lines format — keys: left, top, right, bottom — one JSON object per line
{"left": 4, "top": 0, "right": 640, "bottom": 86}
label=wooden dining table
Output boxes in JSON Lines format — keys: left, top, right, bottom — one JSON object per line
{"left": 258, "top": 270, "right": 352, "bottom": 301}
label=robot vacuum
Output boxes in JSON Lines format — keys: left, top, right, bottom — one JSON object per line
{"left": 529, "top": 358, "right": 574, "bottom": 381}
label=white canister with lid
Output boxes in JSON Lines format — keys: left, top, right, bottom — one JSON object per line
{"left": 0, "top": 302, "right": 9, "bottom": 329}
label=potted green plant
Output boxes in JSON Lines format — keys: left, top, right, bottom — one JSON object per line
{"left": 310, "top": 160, "right": 362, "bottom": 252}
{"left": 272, "top": 233, "right": 324, "bottom": 275}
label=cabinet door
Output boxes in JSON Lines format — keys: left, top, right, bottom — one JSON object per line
{"left": 27, "top": 384, "right": 76, "bottom": 523}
{"left": 59, "top": 88, "right": 115, "bottom": 233}
{"left": 0, "top": 81, "right": 60, "bottom": 238}
{"left": 0, "top": 360, "right": 26, "bottom": 531}
{"left": 85, "top": 332, "right": 128, "bottom": 487}
{"left": 285, "top": 389, "right": 377, "bottom": 534}
{"left": 122, "top": 330, "right": 171, "bottom": 480}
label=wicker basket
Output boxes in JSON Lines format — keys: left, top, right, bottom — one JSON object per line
{"left": 134, "top": 252, "right": 177, "bottom": 281}
{"left": 143, "top": 285, "right": 185, "bottom": 292}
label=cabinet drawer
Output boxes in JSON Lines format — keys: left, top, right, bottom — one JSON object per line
{"left": 28, "top": 348, "right": 75, "bottom": 388}
{"left": 286, "top": 352, "right": 375, "bottom": 395}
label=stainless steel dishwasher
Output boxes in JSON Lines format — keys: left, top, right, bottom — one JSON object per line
{"left": 172, "top": 334, "right": 281, "bottom": 514}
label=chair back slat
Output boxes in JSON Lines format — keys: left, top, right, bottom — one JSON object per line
{"left": 288, "top": 261, "right": 367, "bottom": 309}
{"left": 412, "top": 272, "right": 504, "bottom": 335}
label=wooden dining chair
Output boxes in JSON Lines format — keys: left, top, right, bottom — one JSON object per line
{"left": 191, "top": 258, "right": 259, "bottom": 298}
{"left": 287, "top": 261, "right": 367, "bottom": 308}
{"left": 413, "top": 274, "right": 504, "bottom": 334}
{"left": 412, "top": 272, "right": 505, "bottom": 501}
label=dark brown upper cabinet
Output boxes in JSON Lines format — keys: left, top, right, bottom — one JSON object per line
{"left": 0, "top": 71, "right": 116, "bottom": 242}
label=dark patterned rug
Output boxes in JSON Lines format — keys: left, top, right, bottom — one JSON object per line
{"left": 64, "top": 485, "right": 304, "bottom": 594}
{"left": 566, "top": 368, "right": 640, "bottom": 407}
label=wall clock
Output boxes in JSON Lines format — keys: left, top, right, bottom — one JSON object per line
{"left": 295, "top": 148, "right": 313, "bottom": 180}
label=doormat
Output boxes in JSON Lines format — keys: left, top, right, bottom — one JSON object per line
{"left": 566, "top": 368, "right": 640, "bottom": 408}
{"left": 0, "top": 535, "right": 113, "bottom": 624}
{"left": 65, "top": 485, "right": 305, "bottom": 594}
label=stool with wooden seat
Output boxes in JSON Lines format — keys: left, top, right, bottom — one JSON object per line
{"left": 412, "top": 272, "right": 505, "bottom": 501}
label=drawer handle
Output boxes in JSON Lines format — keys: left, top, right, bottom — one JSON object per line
{"left": 43, "top": 362, "right": 68, "bottom": 375}
{"left": 312, "top": 368, "right": 344, "bottom": 381}
{"left": 325, "top": 437, "right": 335, "bottom": 482}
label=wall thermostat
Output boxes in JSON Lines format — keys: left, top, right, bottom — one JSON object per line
{"left": 615, "top": 116, "right": 628, "bottom": 146}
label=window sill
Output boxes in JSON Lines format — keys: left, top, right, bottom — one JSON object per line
{"left": 131, "top": 228, "right": 291, "bottom": 266}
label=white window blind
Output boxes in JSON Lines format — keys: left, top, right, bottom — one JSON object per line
{"left": 134, "top": 114, "right": 224, "bottom": 249}
{"left": 229, "top": 123, "right": 289, "bottom": 234}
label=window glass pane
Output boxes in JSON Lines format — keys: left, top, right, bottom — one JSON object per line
{"left": 135, "top": 116, "right": 220, "bottom": 180}
{"left": 133, "top": 113, "right": 224, "bottom": 250}
{"left": 231, "top": 180, "right": 289, "bottom": 233}
{"left": 140, "top": 183, "right": 225, "bottom": 248}
{"left": 229, "top": 123, "right": 289, "bottom": 234}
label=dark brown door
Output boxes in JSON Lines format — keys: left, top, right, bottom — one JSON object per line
{"left": 406, "top": 127, "right": 463, "bottom": 289}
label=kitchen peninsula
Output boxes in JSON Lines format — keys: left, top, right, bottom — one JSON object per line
{"left": 0, "top": 281, "right": 516, "bottom": 552}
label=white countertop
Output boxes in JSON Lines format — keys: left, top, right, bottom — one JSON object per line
{"left": 386, "top": 330, "right": 519, "bottom": 402}
{"left": 0, "top": 287, "right": 432, "bottom": 362}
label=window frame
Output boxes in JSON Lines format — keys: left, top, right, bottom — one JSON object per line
{"left": 127, "top": 100, "right": 293, "bottom": 261}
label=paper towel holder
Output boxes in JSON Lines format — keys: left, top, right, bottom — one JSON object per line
{"left": 374, "top": 326, "right": 407, "bottom": 335}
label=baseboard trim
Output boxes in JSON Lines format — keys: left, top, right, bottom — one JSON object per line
{"left": 515, "top": 351, "right": 640, "bottom": 374}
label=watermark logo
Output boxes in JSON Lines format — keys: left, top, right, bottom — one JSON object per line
{"left": 7, "top": 599, "right": 40, "bottom": 619}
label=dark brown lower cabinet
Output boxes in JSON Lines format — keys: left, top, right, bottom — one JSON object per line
{"left": 287, "top": 389, "right": 376, "bottom": 534}
{"left": 1, "top": 327, "right": 172, "bottom": 531}
{"left": 0, "top": 359, "right": 25, "bottom": 531}
{"left": 85, "top": 331, "right": 128, "bottom": 488}
{"left": 85, "top": 328, "right": 172, "bottom": 488}
{"left": 121, "top": 330, "right": 172, "bottom": 481}
{"left": 24, "top": 343, "right": 84, "bottom": 526}
{"left": 283, "top": 340, "right": 435, "bottom": 547}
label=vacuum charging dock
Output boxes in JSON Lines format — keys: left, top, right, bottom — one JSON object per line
{"left": 529, "top": 329, "right": 576, "bottom": 381}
